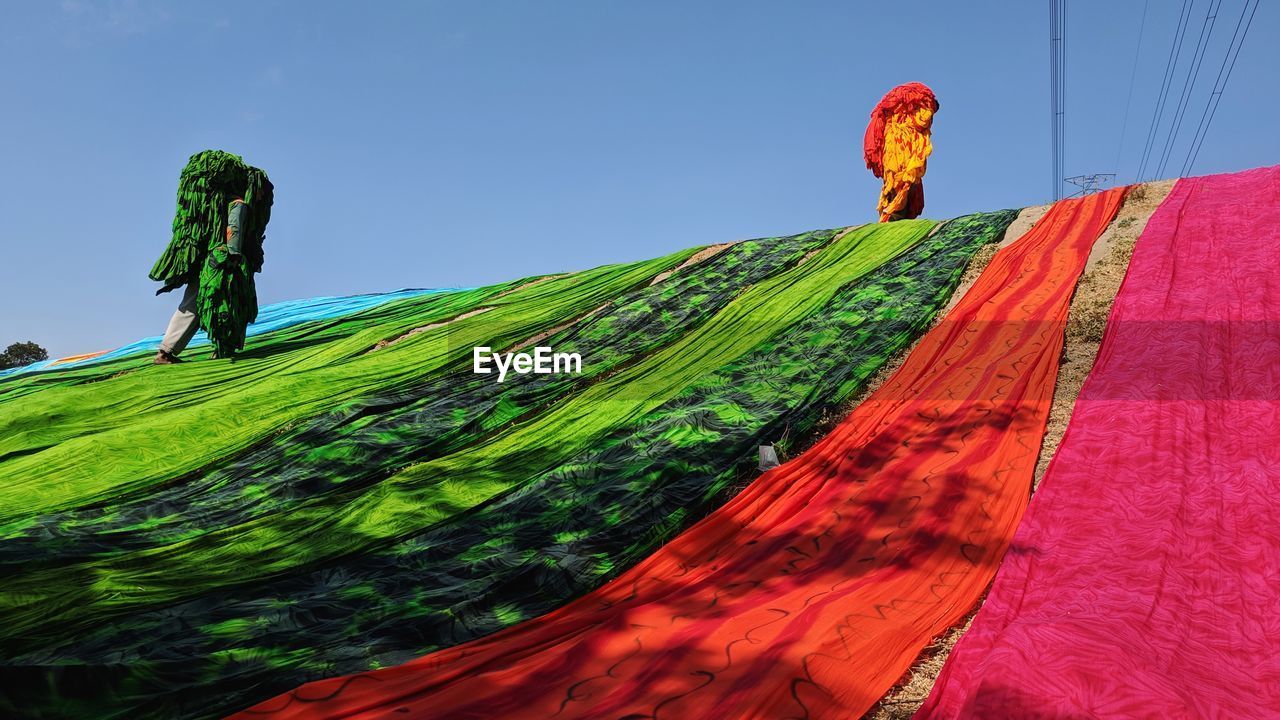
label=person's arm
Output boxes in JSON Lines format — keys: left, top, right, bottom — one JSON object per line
{"left": 226, "top": 201, "right": 246, "bottom": 255}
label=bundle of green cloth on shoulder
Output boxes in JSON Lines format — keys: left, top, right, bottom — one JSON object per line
{"left": 149, "top": 150, "right": 274, "bottom": 356}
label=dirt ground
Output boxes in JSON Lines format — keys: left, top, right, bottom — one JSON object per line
{"left": 1032, "top": 179, "right": 1175, "bottom": 486}
{"left": 864, "top": 179, "right": 1176, "bottom": 719}
{"left": 649, "top": 242, "right": 733, "bottom": 285}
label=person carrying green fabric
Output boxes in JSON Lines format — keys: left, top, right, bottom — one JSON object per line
{"left": 155, "top": 197, "right": 248, "bottom": 363}
{"left": 149, "top": 150, "right": 273, "bottom": 363}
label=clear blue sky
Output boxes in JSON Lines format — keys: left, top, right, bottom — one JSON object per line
{"left": 2, "top": 1, "right": 1275, "bottom": 357}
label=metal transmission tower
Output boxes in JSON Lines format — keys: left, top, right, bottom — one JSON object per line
{"left": 1050, "top": 0, "right": 1068, "bottom": 200}
{"left": 1065, "top": 173, "right": 1118, "bottom": 197}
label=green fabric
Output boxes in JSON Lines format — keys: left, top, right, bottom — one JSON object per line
{"left": 197, "top": 243, "right": 257, "bottom": 355}
{"left": 0, "top": 220, "right": 932, "bottom": 659}
{"left": 0, "top": 228, "right": 836, "bottom": 569}
{"left": 0, "top": 212, "right": 1018, "bottom": 720}
{"left": 196, "top": 171, "right": 272, "bottom": 355}
{"left": 0, "top": 250, "right": 691, "bottom": 526}
{"left": 148, "top": 151, "right": 248, "bottom": 287}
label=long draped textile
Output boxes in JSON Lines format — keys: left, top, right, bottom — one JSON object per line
{"left": 233, "top": 189, "right": 1125, "bottom": 720}
{"left": 918, "top": 166, "right": 1280, "bottom": 718}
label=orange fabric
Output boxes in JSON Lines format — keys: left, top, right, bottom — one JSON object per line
{"left": 47, "top": 350, "right": 107, "bottom": 366}
{"left": 863, "top": 82, "right": 938, "bottom": 222}
{"left": 233, "top": 189, "right": 1126, "bottom": 720}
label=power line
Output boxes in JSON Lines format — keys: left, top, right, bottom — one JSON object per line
{"left": 1050, "top": 0, "right": 1067, "bottom": 200}
{"left": 1050, "top": 0, "right": 1056, "bottom": 199}
{"left": 1137, "top": 0, "right": 1194, "bottom": 181}
{"left": 1155, "top": 0, "right": 1221, "bottom": 179}
{"left": 1114, "top": 0, "right": 1150, "bottom": 177}
{"left": 1062, "top": 0, "right": 1068, "bottom": 192}
{"left": 1182, "top": 0, "right": 1261, "bottom": 176}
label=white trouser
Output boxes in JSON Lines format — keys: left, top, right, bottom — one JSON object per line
{"left": 160, "top": 284, "right": 200, "bottom": 356}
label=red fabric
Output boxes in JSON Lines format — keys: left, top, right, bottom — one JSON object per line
{"left": 902, "top": 180, "right": 925, "bottom": 220}
{"left": 917, "top": 166, "right": 1280, "bottom": 719}
{"left": 232, "top": 189, "right": 1125, "bottom": 720}
{"left": 863, "top": 81, "right": 939, "bottom": 178}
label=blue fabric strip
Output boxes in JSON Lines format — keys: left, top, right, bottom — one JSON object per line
{"left": 2, "top": 287, "right": 462, "bottom": 377}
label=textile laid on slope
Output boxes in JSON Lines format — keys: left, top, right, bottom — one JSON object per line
{"left": 0, "top": 221, "right": 937, "bottom": 669}
{"left": 0, "top": 288, "right": 450, "bottom": 379}
{"left": 918, "top": 167, "right": 1280, "bottom": 719}
{"left": 233, "top": 189, "right": 1126, "bottom": 720}
{"left": 7, "top": 213, "right": 1014, "bottom": 720}
{"left": 46, "top": 351, "right": 109, "bottom": 367}
{"left": 0, "top": 229, "right": 834, "bottom": 570}
{"left": 0, "top": 250, "right": 688, "bottom": 524}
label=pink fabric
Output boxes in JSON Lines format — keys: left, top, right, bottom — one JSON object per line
{"left": 917, "top": 165, "right": 1280, "bottom": 719}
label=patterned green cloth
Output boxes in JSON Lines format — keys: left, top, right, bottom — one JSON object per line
{"left": 0, "top": 219, "right": 933, "bottom": 665}
{"left": 0, "top": 253, "right": 686, "bottom": 524}
{"left": 0, "top": 229, "right": 835, "bottom": 567}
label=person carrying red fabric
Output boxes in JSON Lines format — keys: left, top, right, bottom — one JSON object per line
{"left": 864, "top": 82, "right": 939, "bottom": 222}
